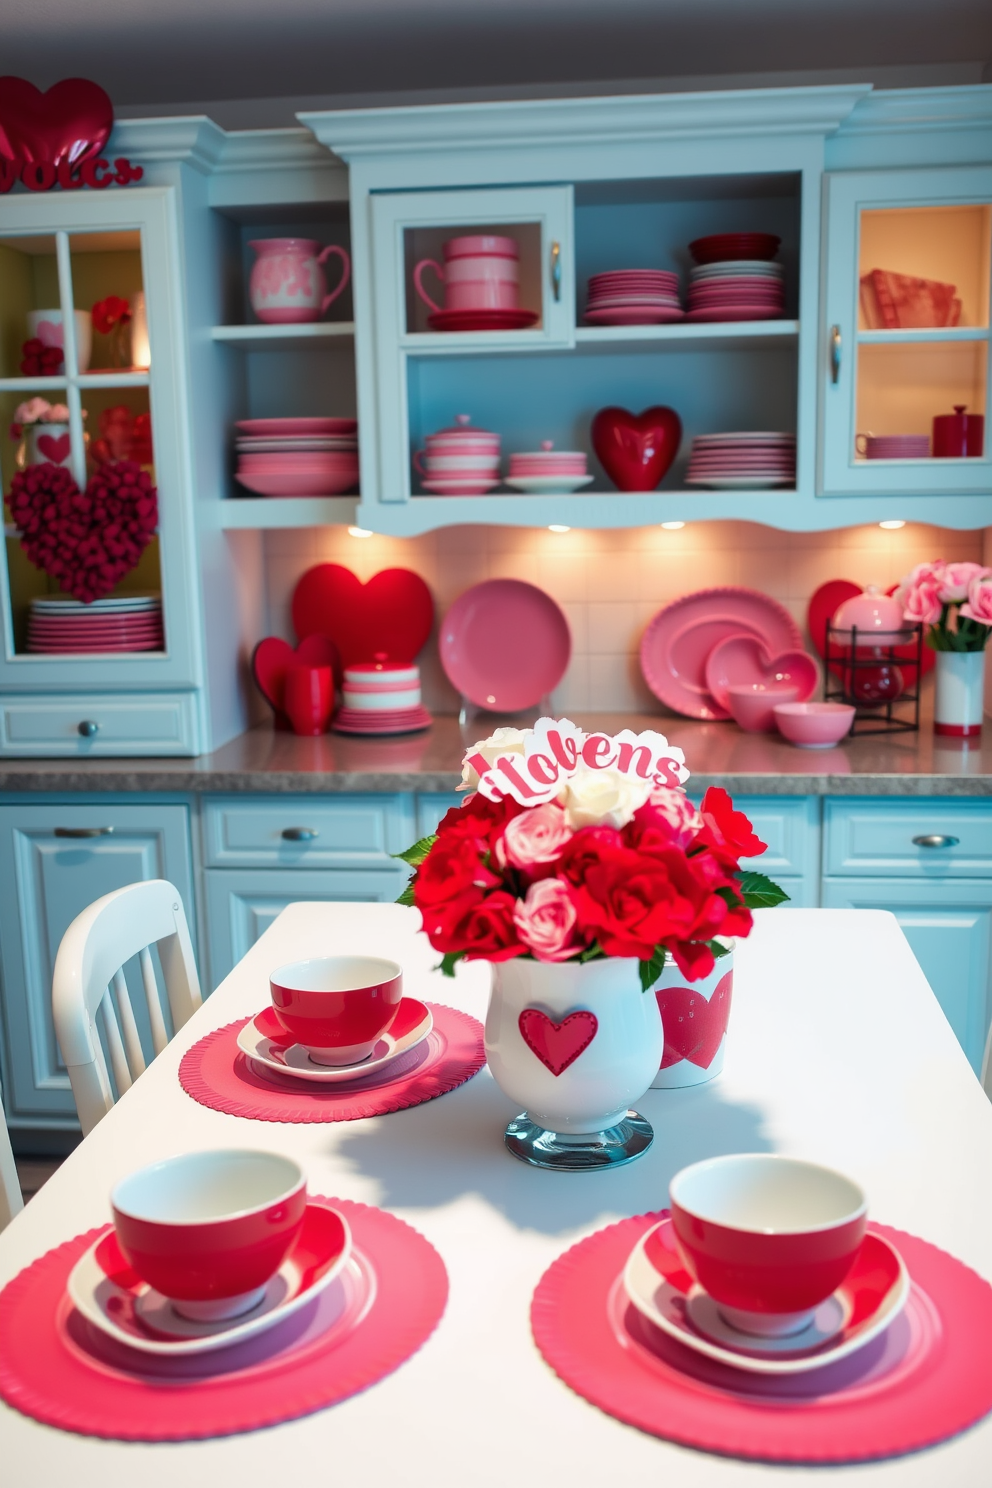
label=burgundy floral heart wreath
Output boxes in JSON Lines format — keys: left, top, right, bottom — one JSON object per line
{"left": 7, "top": 460, "right": 158, "bottom": 603}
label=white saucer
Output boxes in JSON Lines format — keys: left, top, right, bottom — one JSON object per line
{"left": 504, "top": 475, "right": 595, "bottom": 494}
{"left": 236, "top": 999, "right": 433, "bottom": 1084}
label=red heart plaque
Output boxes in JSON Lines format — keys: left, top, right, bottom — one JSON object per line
{"left": 291, "top": 564, "right": 433, "bottom": 666}
{"left": 656, "top": 971, "right": 732, "bottom": 1069}
{"left": 591, "top": 405, "right": 682, "bottom": 491}
{"left": 518, "top": 1009, "right": 598, "bottom": 1077}
{"left": 252, "top": 634, "right": 341, "bottom": 716}
{"left": 0, "top": 77, "right": 113, "bottom": 166}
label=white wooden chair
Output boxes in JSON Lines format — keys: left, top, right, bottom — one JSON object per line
{"left": 52, "top": 880, "right": 202, "bottom": 1136}
{"left": 0, "top": 1079, "right": 24, "bottom": 1230}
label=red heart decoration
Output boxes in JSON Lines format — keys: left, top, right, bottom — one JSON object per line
{"left": 656, "top": 970, "right": 733, "bottom": 1069}
{"left": 252, "top": 633, "right": 341, "bottom": 717}
{"left": 36, "top": 432, "right": 70, "bottom": 463}
{"left": 292, "top": 564, "right": 434, "bottom": 666}
{"left": 518, "top": 1008, "right": 598, "bottom": 1077}
{"left": 6, "top": 460, "right": 157, "bottom": 603}
{"left": 591, "top": 405, "right": 682, "bottom": 491}
{"left": 0, "top": 76, "right": 113, "bottom": 166}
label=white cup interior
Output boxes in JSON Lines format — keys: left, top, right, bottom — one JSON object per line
{"left": 271, "top": 954, "right": 401, "bottom": 993}
{"left": 112, "top": 1150, "right": 304, "bottom": 1225}
{"left": 670, "top": 1154, "right": 866, "bottom": 1234}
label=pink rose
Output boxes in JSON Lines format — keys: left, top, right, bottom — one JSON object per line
{"left": 498, "top": 803, "right": 573, "bottom": 875}
{"left": 960, "top": 574, "right": 992, "bottom": 626}
{"left": 938, "top": 562, "right": 988, "bottom": 603}
{"left": 645, "top": 787, "right": 701, "bottom": 847}
{"left": 902, "top": 578, "right": 943, "bottom": 627}
{"left": 513, "top": 877, "right": 584, "bottom": 961}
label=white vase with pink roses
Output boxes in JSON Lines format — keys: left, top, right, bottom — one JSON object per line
{"left": 896, "top": 561, "right": 992, "bottom": 737}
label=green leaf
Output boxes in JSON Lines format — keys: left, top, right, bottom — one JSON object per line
{"left": 578, "top": 942, "right": 606, "bottom": 964}
{"left": 434, "top": 951, "right": 464, "bottom": 978}
{"left": 391, "top": 834, "right": 437, "bottom": 868}
{"left": 639, "top": 945, "right": 667, "bottom": 992}
{"left": 395, "top": 881, "right": 416, "bottom": 907}
{"left": 708, "top": 938, "right": 733, "bottom": 958}
{"left": 737, "top": 870, "right": 790, "bottom": 909}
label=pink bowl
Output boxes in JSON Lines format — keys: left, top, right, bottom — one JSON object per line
{"left": 111, "top": 1150, "right": 306, "bottom": 1318}
{"left": 269, "top": 954, "right": 403, "bottom": 1064}
{"left": 727, "top": 681, "right": 800, "bottom": 732}
{"left": 670, "top": 1154, "right": 867, "bottom": 1336}
{"left": 774, "top": 701, "right": 855, "bottom": 748}
{"left": 234, "top": 469, "right": 358, "bottom": 497}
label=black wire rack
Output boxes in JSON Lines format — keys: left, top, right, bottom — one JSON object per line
{"left": 823, "top": 622, "right": 924, "bottom": 736}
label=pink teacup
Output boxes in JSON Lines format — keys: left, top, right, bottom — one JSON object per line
{"left": 414, "top": 234, "right": 521, "bottom": 314}
{"left": 269, "top": 955, "right": 403, "bottom": 1065}
{"left": 727, "top": 682, "right": 800, "bottom": 732}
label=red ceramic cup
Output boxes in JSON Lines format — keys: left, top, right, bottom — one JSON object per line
{"left": 269, "top": 955, "right": 403, "bottom": 1065}
{"left": 669, "top": 1153, "right": 867, "bottom": 1337}
{"left": 111, "top": 1149, "right": 307, "bottom": 1320}
{"left": 284, "top": 663, "right": 333, "bottom": 736}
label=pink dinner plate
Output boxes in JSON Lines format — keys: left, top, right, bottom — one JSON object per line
{"left": 440, "top": 578, "right": 571, "bottom": 712}
{"left": 705, "top": 634, "right": 819, "bottom": 710}
{"left": 236, "top": 418, "right": 357, "bottom": 436}
{"left": 640, "top": 586, "right": 802, "bottom": 720}
{"left": 584, "top": 307, "right": 685, "bottom": 325}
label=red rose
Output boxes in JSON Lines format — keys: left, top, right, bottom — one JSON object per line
{"left": 575, "top": 843, "right": 733, "bottom": 961}
{"left": 436, "top": 791, "right": 523, "bottom": 852}
{"left": 424, "top": 889, "right": 525, "bottom": 962}
{"left": 557, "top": 826, "right": 624, "bottom": 886}
{"left": 419, "top": 888, "right": 485, "bottom": 953}
{"left": 413, "top": 836, "right": 499, "bottom": 909}
{"left": 694, "top": 786, "right": 767, "bottom": 867}
{"left": 92, "top": 295, "right": 131, "bottom": 335}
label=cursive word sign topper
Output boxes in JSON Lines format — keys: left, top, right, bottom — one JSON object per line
{"left": 464, "top": 717, "right": 689, "bottom": 806}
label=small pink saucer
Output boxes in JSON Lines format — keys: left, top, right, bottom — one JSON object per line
{"left": 623, "top": 1217, "right": 908, "bottom": 1376}
{"left": 67, "top": 1202, "right": 351, "bottom": 1357}
{"left": 237, "top": 998, "right": 433, "bottom": 1083}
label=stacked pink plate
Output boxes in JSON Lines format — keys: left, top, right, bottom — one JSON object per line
{"left": 27, "top": 595, "right": 164, "bottom": 653}
{"left": 686, "top": 432, "right": 796, "bottom": 489}
{"left": 333, "top": 662, "right": 432, "bottom": 735}
{"left": 234, "top": 417, "right": 358, "bottom": 498}
{"left": 584, "top": 270, "right": 683, "bottom": 326}
{"left": 686, "top": 261, "right": 784, "bottom": 322}
{"left": 506, "top": 441, "right": 593, "bottom": 494}
{"left": 859, "top": 434, "right": 931, "bottom": 460}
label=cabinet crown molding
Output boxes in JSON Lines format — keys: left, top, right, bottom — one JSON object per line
{"left": 840, "top": 84, "right": 992, "bottom": 137}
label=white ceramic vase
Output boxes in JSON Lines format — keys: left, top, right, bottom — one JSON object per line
{"left": 485, "top": 956, "right": 663, "bottom": 1168}
{"left": 26, "top": 422, "right": 74, "bottom": 469}
{"left": 650, "top": 948, "right": 734, "bottom": 1089}
{"left": 934, "top": 650, "right": 984, "bottom": 738}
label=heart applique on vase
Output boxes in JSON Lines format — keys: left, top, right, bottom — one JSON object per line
{"left": 517, "top": 1008, "right": 598, "bottom": 1077}
{"left": 656, "top": 970, "right": 733, "bottom": 1069}
{"left": 36, "top": 432, "right": 70, "bottom": 463}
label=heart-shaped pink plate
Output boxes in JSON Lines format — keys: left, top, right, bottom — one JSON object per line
{"left": 705, "top": 634, "right": 818, "bottom": 711}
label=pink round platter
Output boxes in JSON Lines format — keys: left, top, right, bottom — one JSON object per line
{"left": 705, "top": 635, "right": 818, "bottom": 711}
{"left": 440, "top": 578, "right": 570, "bottom": 711}
{"left": 0, "top": 1198, "right": 447, "bottom": 1442}
{"left": 531, "top": 1212, "right": 992, "bottom": 1463}
{"left": 640, "top": 586, "right": 802, "bottom": 720}
{"left": 584, "top": 306, "right": 685, "bottom": 325}
{"left": 236, "top": 418, "right": 356, "bottom": 436}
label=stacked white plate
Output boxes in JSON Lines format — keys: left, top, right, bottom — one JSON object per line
{"left": 27, "top": 595, "right": 164, "bottom": 653}
{"left": 234, "top": 417, "right": 359, "bottom": 498}
{"left": 685, "top": 432, "right": 796, "bottom": 489}
{"left": 685, "top": 261, "right": 785, "bottom": 322}
{"left": 584, "top": 270, "right": 683, "bottom": 325}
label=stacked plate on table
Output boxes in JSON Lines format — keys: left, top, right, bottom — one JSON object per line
{"left": 584, "top": 270, "right": 683, "bottom": 326}
{"left": 685, "top": 233, "right": 784, "bottom": 322}
{"left": 686, "top": 432, "right": 796, "bottom": 489}
{"left": 27, "top": 595, "right": 164, "bottom": 653}
{"left": 234, "top": 418, "right": 359, "bottom": 498}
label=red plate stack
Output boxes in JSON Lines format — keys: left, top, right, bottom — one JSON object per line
{"left": 685, "top": 432, "right": 796, "bottom": 489}
{"left": 685, "top": 233, "right": 784, "bottom": 322}
{"left": 584, "top": 270, "right": 683, "bottom": 325}
{"left": 27, "top": 595, "right": 164, "bottom": 653}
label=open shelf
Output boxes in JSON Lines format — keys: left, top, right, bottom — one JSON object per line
{"left": 574, "top": 319, "right": 799, "bottom": 351}
{"left": 212, "top": 322, "right": 355, "bottom": 350}
{"left": 211, "top": 497, "right": 359, "bottom": 529}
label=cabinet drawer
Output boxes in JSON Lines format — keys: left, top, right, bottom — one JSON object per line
{"left": 0, "top": 693, "right": 200, "bottom": 756}
{"left": 824, "top": 799, "right": 992, "bottom": 877}
{"left": 203, "top": 795, "right": 416, "bottom": 868}
{"left": 692, "top": 794, "right": 818, "bottom": 881}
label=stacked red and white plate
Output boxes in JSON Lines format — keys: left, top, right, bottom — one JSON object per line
{"left": 27, "top": 595, "right": 164, "bottom": 653}
{"left": 333, "top": 662, "right": 432, "bottom": 735}
{"left": 686, "top": 432, "right": 796, "bottom": 489}
{"left": 584, "top": 270, "right": 683, "bottom": 326}
{"left": 234, "top": 417, "right": 359, "bottom": 498}
{"left": 685, "top": 233, "right": 783, "bottom": 322}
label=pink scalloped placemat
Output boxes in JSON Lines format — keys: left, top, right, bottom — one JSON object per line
{"left": 531, "top": 1211, "right": 992, "bottom": 1463}
{"left": 178, "top": 1002, "right": 484, "bottom": 1123}
{"left": 0, "top": 1197, "right": 447, "bottom": 1441}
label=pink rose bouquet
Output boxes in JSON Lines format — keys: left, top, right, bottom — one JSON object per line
{"left": 896, "top": 560, "right": 992, "bottom": 652}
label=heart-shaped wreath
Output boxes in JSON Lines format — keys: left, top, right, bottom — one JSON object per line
{"left": 7, "top": 460, "right": 158, "bottom": 603}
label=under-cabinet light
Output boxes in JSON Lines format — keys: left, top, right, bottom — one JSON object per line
{"left": 879, "top": 520, "right": 906, "bottom": 530}
{"left": 661, "top": 521, "right": 686, "bottom": 531}
{"left": 348, "top": 526, "right": 373, "bottom": 538}
{"left": 548, "top": 524, "right": 571, "bottom": 533}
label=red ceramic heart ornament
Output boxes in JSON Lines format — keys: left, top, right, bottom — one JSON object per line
{"left": 0, "top": 77, "right": 113, "bottom": 166}
{"left": 591, "top": 405, "right": 682, "bottom": 491}
{"left": 656, "top": 970, "right": 733, "bottom": 1069}
{"left": 518, "top": 1009, "right": 598, "bottom": 1076}
{"left": 252, "top": 634, "right": 341, "bottom": 717}
{"left": 7, "top": 460, "right": 157, "bottom": 603}
{"left": 292, "top": 564, "right": 434, "bottom": 666}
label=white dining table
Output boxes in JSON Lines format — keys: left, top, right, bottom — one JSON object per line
{"left": 2, "top": 904, "right": 991, "bottom": 1487}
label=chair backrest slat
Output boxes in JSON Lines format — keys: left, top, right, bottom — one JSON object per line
{"left": 140, "top": 946, "right": 169, "bottom": 1056}
{"left": 98, "top": 987, "right": 132, "bottom": 1098}
{"left": 112, "top": 967, "right": 146, "bottom": 1080}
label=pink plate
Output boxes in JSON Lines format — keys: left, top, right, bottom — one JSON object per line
{"left": 333, "top": 706, "right": 433, "bottom": 735}
{"left": 234, "top": 471, "right": 358, "bottom": 497}
{"left": 584, "top": 306, "right": 685, "bottom": 325}
{"left": 640, "top": 586, "right": 802, "bottom": 720}
{"left": 705, "top": 636, "right": 818, "bottom": 710}
{"left": 426, "top": 308, "right": 539, "bottom": 332}
{"left": 684, "top": 307, "right": 783, "bottom": 322}
{"left": 236, "top": 418, "right": 357, "bottom": 436}
{"left": 238, "top": 999, "right": 433, "bottom": 1083}
{"left": 440, "top": 578, "right": 570, "bottom": 711}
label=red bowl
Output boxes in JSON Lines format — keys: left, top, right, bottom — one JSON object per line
{"left": 111, "top": 1150, "right": 307, "bottom": 1311}
{"left": 669, "top": 1154, "right": 867, "bottom": 1335}
{"left": 689, "top": 233, "right": 782, "bottom": 264}
{"left": 269, "top": 954, "right": 403, "bottom": 1064}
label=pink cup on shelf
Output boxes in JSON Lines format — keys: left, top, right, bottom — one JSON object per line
{"left": 284, "top": 664, "right": 333, "bottom": 736}
{"left": 269, "top": 955, "right": 404, "bottom": 1065}
{"left": 414, "top": 234, "right": 520, "bottom": 314}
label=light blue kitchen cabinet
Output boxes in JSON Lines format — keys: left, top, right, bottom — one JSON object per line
{"left": 0, "top": 802, "right": 194, "bottom": 1128}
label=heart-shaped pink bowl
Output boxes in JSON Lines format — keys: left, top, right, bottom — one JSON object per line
{"left": 705, "top": 634, "right": 818, "bottom": 712}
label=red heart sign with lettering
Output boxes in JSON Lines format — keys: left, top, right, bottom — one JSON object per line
{"left": 292, "top": 563, "right": 434, "bottom": 665}
{"left": 0, "top": 77, "right": 113, "bottom": 166}
{"left": 591, "top": 405, "right": 682, "bottom": 491}
{"left": 518, "top": 1008, "right": 598, "bottom": 1076}
{"left": 656, "top": 970, "right": 733, "bottom": 1069}
{"left": 252, "top": 634, "right": 341, "bottom": 716}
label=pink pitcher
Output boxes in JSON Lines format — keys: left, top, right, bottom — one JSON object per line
{"left": 413, "top": 234, "right": 520, "bottom": 314}
{"left": 249, "top": 239, "right": 351, "bottom": 325}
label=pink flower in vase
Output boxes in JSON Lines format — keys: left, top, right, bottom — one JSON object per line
{"left": 902, "top": 578, "right": 943, "bottom": 627}
{"left": 938, "top": 562, "right": 989, "bottom": 603}
{"left": 960, "top": 574, "right": 992, "bottom": 627}
{"left": 513, "top": 877, "right": 584, "bottom": 961}
{"left": 498, "top": 802, "right": 573, "bottom": 876}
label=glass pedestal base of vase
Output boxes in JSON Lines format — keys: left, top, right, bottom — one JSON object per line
{"left": 503, "top": 1110, "right": 653, "bottom": 1170}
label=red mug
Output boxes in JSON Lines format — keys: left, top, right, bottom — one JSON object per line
{"left": 284, "top": 664, "right": 333, "bottom": 735}
{"left": 269, "top": 955, "right": 404, "bottom": 1064}
{"left": 932, "top": 405, "right": 985, "bottom": 458}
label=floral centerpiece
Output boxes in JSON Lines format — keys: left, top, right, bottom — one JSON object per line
{"left": 8, "top": 399, "right": 85, "bottom": 473}
{"left": 897, "top": 562, "right": 992, "bottom": 736}
{"left": 395, "top": 719, "right": 786, "bottom": 1169}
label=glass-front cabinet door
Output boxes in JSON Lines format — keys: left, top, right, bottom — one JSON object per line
{"left": 821, "top": 166, "right": 992, "bottom": 497}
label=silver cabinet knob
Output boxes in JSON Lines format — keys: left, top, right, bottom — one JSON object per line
{"left": 282, "top": 827, "right": 318, "bottom": 841}
{"left": 78, "top": 720, "right": 99, "bottom": 737}
{"left": 54, "top": 826, "right": 115, "bottom": 838}
{"left": 912, "top": 834, "right": 960, "bottom": 849}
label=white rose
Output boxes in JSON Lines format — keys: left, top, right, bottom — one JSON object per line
{"left": 460, "top": 726, "right": 532, "bottom": 787}
{"left": 562, "top": 768, "right": 653, "bottom": 830}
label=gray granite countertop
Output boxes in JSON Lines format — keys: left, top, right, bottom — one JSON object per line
{"left": 2, "top": 706, "right": 992, "bottom": 795}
